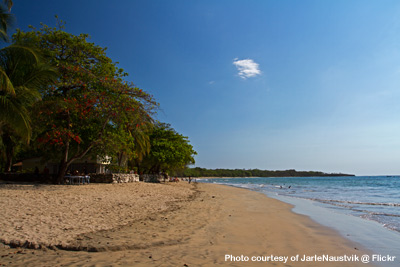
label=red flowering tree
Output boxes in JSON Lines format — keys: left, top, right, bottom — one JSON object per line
{"left": 17, "top": 21, "right": 157, "bottom": 183}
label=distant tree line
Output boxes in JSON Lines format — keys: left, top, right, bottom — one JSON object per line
{"left": 175, "top": 167, "right": 354, "bottom": 178}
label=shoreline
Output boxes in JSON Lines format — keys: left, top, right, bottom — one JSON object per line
{"left": 1, "top": 182, "right": 377, "bottom": 266}
{"left": 199, "top": 178, "right": 400, "bottom": 262}
{"left": 270, "top": 193, "right": 400, "bottom": 259}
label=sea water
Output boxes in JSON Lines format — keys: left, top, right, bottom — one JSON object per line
{"left": 199, "top": 176, "right": 400, "bottom": 264}
{"left": 200, "top": 176, "right": 400, "bottom": 233}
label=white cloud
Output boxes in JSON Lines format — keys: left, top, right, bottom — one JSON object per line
{"left": 233, "top": 58, "right": 261, "bottom": 79}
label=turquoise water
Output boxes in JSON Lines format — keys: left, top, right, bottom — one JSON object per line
{"left": 199, "top": 176, "right": 400, "bottom": 233}
{"left": 200, "top": 176, "right": 400, "bottom": 266}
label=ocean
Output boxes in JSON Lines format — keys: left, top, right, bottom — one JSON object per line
{"left": 199, "top": 176, "right": 400, "bottom": 233}
{"left": 199, "top": 176, "right": 400, "bottom": 264}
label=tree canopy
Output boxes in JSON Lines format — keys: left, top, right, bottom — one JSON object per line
{"left": 0, "top": 2, "right": 57, "bottom": 172}
{"left": 1, "top": 14, "right": 197, "bottom": 180}
{"left": 0, "top": 0, "right": 13, "bottom": 42}
{"left": 15, "top": 21, "right": 158, "bottom": 182}
{"left": 139, "top": 123, "right": 197, "bottom": 175}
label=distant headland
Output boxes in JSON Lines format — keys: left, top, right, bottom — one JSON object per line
{"left": 179, "top": 167, "right": 355, "bottom": 178}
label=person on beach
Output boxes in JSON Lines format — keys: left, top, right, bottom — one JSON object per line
{"left": 188, "top": 177, "right": 192, "bottom": 184}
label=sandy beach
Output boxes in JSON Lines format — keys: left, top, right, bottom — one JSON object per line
{"left": 0, "top": 181, "right": 374, "bottom": 266}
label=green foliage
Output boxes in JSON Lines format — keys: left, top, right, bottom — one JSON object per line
{"left": 15, "top": 20, "right": 158, "bottom": 182}
{"left": 107, "top": 164, "right": 128, "bottom": 174}
{"left": 139, "top": 123, "right": 197, "bottom": 174}
{"left": 0, "top": 0, "right": 13, "bottom": 42}
{"left": 4, "top": 0, "right": 12, "bottom": 12}
{"left": 0, "top": 38, "right": 57, "bottom": 172}
{"left": 0, "top": 43, "right": 57, "bottom": 139}
{"left": 1, "top": 15, "right": 198, "bottom": 180}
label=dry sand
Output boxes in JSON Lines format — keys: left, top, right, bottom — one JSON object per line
{"left": 0, "top": 181, "right": 374, "bottom": 266}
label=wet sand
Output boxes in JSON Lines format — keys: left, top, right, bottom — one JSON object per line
{"left": 0, "top": 181, "right": 373, "bottom": 266}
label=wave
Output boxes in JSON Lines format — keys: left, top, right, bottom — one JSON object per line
{"left": 310, "top": 199, "right": 400, "bottom": 207}
{"left": 363, "top": 212, "right": 400, "bottom": 218}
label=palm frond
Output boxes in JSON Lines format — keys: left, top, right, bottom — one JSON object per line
{"left": 0, "top": 94, "right": 31, "bottom": 140}
{"left": 0, "top": 43, "right": 57, "bottom": 141}
{"left": 0, "top": 4, "right": 13, "bottom": 42}
{"left": 0, "top": 66, "right": 14, "bottom": 94}
{"left": 4, "top": 0, "right": 12, "bottom": 12}
{"left": 0, "top": 44, "right": 42, "bottom": 69}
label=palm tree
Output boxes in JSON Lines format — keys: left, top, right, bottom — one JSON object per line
{"left": 4, "top": 0, "right": 12, "bottom": 11}
{"left": 0, "top": 43, "right": 57, "bottom": 171}
{"left": 0, "top": 0, "right": 57, "bottom": 171}
{"left": 0, "top": 0, "right": 13, "bottom": 42}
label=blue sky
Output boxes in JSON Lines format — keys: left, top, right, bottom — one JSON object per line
{"left": 13, "top": 0, "right": 400, "bottom": 175}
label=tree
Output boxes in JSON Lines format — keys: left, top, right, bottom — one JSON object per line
{"left": 0, "top": 0, "right": 13, "bottom": 42}
{"left": 0, "top": 43, "right": 57, "bottom": 171}
{"left": 0, "top": 1, "right": 57, "bottom": 172}
{"left": 139, "top": 123, "right": 197, "bottom": 175}
{"left": 95, "top": 113, "right": 153, "bottom": 173}
{"left": 16, "top": 20, "right": 158, "bottom": 183}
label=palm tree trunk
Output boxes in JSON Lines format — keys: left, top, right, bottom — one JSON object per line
{"left": 2, "top": 131, "right": 14, "bottom": 172}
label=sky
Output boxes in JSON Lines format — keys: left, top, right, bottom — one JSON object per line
{"left": 11, "top": 0, "right": 400, "bottom": 175}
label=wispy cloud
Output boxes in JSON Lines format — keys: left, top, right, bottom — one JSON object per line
{"left": 233, "top": 58, "right": 261, "bottom": 79}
